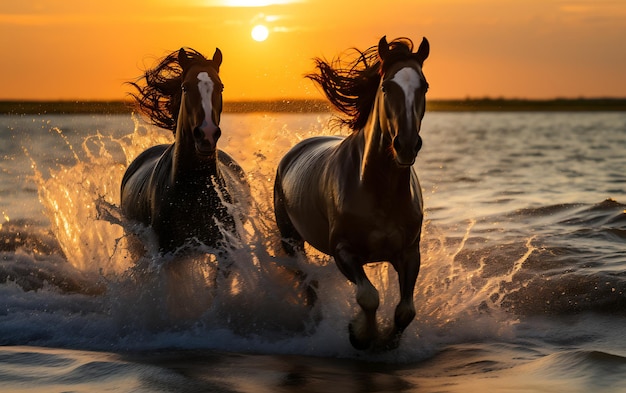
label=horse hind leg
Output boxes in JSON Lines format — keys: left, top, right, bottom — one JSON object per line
{"left": 272, "top": 173, "right": 317, "bottom": 309}
{"left": 273, "top": 173, "right": 304, "bottom": 256}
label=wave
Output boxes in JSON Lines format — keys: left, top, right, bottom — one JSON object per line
{"left": 448, "top": 199, "right": 626, "bottom": 316}
{"left": 1, "top": 197, "right": 624, "bottom": 350}
{"left": 2, "top": 115, "right": 626, "bottom": 360}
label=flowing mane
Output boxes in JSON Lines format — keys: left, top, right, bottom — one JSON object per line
{"left": 128, "top": 48, "right": 219, "bottom": 133}
{"left": 306, "top": 37, "right": 416, "bottom": 131}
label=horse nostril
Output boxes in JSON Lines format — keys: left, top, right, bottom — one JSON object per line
{"left": 214, "top": 127, "right": 222, "bottom": 142}
{"left": 415, "top": 137, "right": 423, "bottom": 153}
{"left": 193, "top": 127, "right": 204, "bottom": 141}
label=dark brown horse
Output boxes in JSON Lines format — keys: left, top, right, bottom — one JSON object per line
{"left": 274, "top": 36, "right": 429, "bottom": 349}
{"left": 121, "top": 48, "right": 247, "bottom": 253}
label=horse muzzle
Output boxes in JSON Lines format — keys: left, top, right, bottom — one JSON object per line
{"left": 393, "top": 135, "right": 422, "bottom": 167}
{"left": 193, "top": 124, "right": 221, "bottom": 156}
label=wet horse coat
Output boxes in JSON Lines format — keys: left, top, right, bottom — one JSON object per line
{"left": 274, "top": 36, "right": 429, "bottom": 349}
{"left": 121, "top": 48, "right": 247, "bottom": 252}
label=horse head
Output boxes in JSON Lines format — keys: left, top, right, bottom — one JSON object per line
{"left": 377, "top": 36, "right": 429, "bottom": 167}
{"left": 177, "top": 48, "right": 224, "bottom": 157}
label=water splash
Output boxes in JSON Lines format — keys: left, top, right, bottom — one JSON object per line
{"left": 24, "top": 115, "right": 170, "bottom": 275}
{"left": 19, "top": 113, "right": 540, "bottom": 355}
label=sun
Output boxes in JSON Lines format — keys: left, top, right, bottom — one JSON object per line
{"left": 251, "top": 24, "right": 269, "bottom": 42}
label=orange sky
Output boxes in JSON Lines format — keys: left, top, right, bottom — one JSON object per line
{"left": 2, "top": 0, "right": 625, "bottom": 101}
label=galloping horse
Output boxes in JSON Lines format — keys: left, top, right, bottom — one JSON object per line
{"left": 274, "top": 36, "right": 429, "bottom": 349}
{"left": 121, "top": 48, "right": 247, "bottom": 253}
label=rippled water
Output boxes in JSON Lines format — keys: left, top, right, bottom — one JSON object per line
{"left": 1, "top": 112, "right": 625, "bottom": 392}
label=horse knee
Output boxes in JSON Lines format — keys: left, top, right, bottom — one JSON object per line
{"left": 357, "top": 283, "right": 379, "bottom": 312}
{"left": 394, "top": 300, "right": 416, "bottom": 329}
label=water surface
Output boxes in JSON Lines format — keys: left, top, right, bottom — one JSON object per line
{"left": 1, "top": 112, "right": 625, "bottom": 392}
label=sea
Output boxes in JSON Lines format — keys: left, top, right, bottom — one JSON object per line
{"left": 0, "top": 110, "right": 625, "bottom": 392}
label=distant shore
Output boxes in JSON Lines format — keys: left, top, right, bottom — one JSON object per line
{"left": 1, "top": 98, "right": 625, "bottom": 115}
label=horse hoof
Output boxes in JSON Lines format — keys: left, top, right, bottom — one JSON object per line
{"left": 381, "top": 334, "right": 401, "bottom": 351}
{"left": 372, "top": 327, "right": 403, "bottom": 351}
{"left": 348, "top": 323, "right": 373, "bottom": 350}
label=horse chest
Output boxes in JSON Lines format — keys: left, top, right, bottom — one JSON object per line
{"left": 153, "top": 178, "right": 232, "bottom": 249}
{"left": 168, "top": 182, "right": 228, "bottom": 219}
{"left": 371, "top": 209, "right": 413, "bottom": 251}
{"left": 339, "top": 200, "right": 421, "bottom": 260}
{"left": 367, "top": 221, "right": 404, "bottom": 255}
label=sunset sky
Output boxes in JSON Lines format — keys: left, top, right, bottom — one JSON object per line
{"left": 2, "top": 0, "right": 625, "bottom": 101}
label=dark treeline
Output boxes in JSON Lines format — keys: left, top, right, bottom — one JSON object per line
{"left": 1, "top": 98, "right": 625, "bottom": 115}
{"left": 428, "top": 97, "right": 626, "bottom": 112}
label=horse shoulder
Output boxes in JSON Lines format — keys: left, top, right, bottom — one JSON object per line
{"left": 121, "top": 145, "right": 169, "bottom": 189}
{"left": 324, "top": 134, "right": 368, "bottom": 215}
{"left": 120, "top": 144, "right": 170, "bottom": 223}
{"left": 141, "top": 146, "right": 177, "bottom": 229}
{"left": 277, "top": 136, "right": 344, "bottom": 254}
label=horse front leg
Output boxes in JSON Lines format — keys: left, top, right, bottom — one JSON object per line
{"left": 387, "top": 245, "right": 421, "bottom": 349}
{"left": 335, "top": 243, "right": 380, "bottom": 350}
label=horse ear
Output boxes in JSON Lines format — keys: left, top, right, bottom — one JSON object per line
{"left": 378, "top": 36, "right": 389, "bottom": 61}
{"left": 415, "top": 37, "right": 430, "bottom": 65}
{"left": 212, "top": 48, "right": 223, "bottom": 71}
{"left": 178, "top": 48, "right": 191, "bottom": 71}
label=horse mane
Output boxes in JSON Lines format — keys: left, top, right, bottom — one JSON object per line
{"left": 127, "top": 48, "right": 217, "bottom": 133}
{"left": 306, "top": 37, "right": 416, "bottom": 132}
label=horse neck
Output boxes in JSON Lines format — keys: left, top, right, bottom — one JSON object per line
{"left": 358, "top": 94, "right": 412, "bottom": 193}
{"left": 171, "top": 113, "right": 219, "bottom": 183}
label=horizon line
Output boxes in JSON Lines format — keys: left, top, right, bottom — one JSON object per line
{"left": 1, "top": 97, "right": 625, "bottom": 114}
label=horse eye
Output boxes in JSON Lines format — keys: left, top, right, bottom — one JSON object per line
{"left": 382, "top": 81, "right": 392, "bottom": 94}
{"left": 181, "top": 84, "right": 187, "bottom": 92}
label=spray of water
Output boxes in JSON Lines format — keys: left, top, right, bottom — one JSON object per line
{"left": 23, "top": 113, "right": 537, "bottom": 356}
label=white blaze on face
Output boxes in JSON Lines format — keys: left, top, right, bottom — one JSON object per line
{"left": 390, "top": 67, "right": 421, "bottom": 127}
{"left": 197, "top": 71, "right": 219, "bottom": 145}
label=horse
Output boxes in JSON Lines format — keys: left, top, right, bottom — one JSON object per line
{"left": 121, "top": 47, "right": 247, "bottom": 253}
{"left": 273, "top": 36, "right": 429, "bottom": 349}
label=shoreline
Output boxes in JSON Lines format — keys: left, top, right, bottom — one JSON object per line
{"left": 1, "top": 98, "right": 625, "bottom": 114}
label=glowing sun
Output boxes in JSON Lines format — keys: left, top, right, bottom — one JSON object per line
{"left": 251, "top": 24, "right": 269, "bottom": 42}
